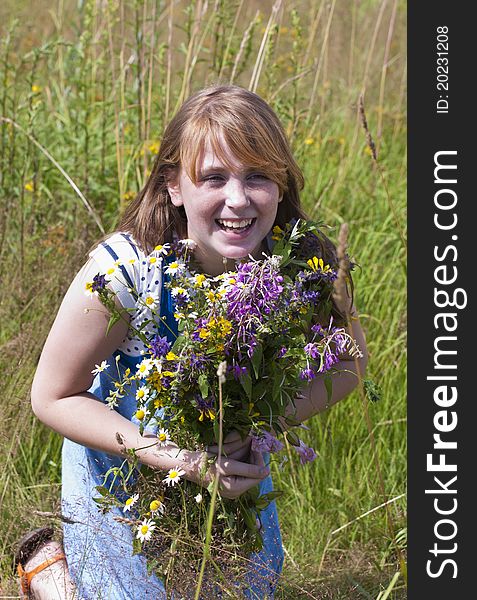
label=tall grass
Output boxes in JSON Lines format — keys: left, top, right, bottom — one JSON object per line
{"left": 0, "top": 0, "right": 406, "bottom": 597}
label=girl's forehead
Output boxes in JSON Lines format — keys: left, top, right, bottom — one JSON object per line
{"left": 183, "top": 138, "right": 248, "bottom": 179}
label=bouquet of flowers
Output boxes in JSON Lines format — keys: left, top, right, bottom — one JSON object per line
{"left": 90, "top": 219, "right": 362, "bottom": 595}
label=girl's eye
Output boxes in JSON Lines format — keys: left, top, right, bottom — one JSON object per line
{"left": 203, "top": 175, "right": 225, "bottom": 183}
{"left": 248, "top": 173, "right": 269, "bottom": 181}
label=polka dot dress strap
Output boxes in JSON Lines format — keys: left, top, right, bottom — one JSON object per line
{"left": 120, "top": 233, "right": 141, "bottom": 259}
{"left": 159, "top": 255, "right": 179, "bottom": 340}
{"left": 100, "top": 241, "right": 136, "bottom": 293}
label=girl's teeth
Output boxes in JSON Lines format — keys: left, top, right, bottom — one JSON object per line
{"left": 217, "top": 219, "right": 253, "bottom": 229}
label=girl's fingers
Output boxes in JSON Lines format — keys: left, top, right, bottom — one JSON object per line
{"left": 226, "top": 445, "right": 250, "bottom": 462}
{"left": 223, "top": 430, "right": 242, "bottom": 444}
{"left": 208, "top": 435, "right": 251, "bottom": 457}
{"left": 249, "top": 448, "right": 266, "bottom": 469}
{"left": 219, "top": 474, "right": 263, "bottom": 499}
{"left": 216, "top": 455, "right": 268, "bottom": 480}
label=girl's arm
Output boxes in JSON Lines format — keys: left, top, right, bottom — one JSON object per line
{"left": 286, "top": 312, "right": 368, "bottom": 425}
{"left": 31, "top": 261, "right": 268, "bottom": 498}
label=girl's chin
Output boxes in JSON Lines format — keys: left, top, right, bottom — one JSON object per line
{"left": 217, "top": 240, "right": 262, "bottom": 260}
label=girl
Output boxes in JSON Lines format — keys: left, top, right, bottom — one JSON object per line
{"left": 18, "top": 84, "right": 367, "bottom": 599}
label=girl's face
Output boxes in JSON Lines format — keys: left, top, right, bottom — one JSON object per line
{"left": 167, "top": 141, "right": 282, "bottom": 276}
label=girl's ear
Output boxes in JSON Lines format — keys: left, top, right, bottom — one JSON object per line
{"left": 166, "top": 171, "right": 183, "bottom": 207}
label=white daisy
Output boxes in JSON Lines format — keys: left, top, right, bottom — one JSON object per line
{"left": 157, "top": 428, "right": 171, "bottom": 446}
{"left": 123, "top": 493, "right": 139, "bottom": 512}
{"left": 177, "top": 238, "right": 197, "bottom": 250}
{"left": 135, "top": 386, "right": 150, "bottom": 402}
{"left": 153, "top": 243, "right": 171, "bottom": 256}
{"left": 136, "top": 359, "right": 153, "bottom": 378}
{"left": 164, "top": 261, "right": 186, "bottom": 276}
{"left": 104, "top": 263, "right": 119, "bottom": 278}
{"left": 144, "top": 295, "right": 158, "bottom": 309}
{"left": 149, "top": 255, "right": 164, "bottom": 268}
{"left": 194, "top": 493, "right": 203, "bottom": 504}
{"left": 163, "top": 466, "right": 186, "bottom": 487}
{"left": 170, "top": 286, "right": 189, "bottom": 300}
{"left": 84, "top": 281, "right": 97, "bottom": 298}
{"left": 134, "top": 408, "right": 149, "bottom": 422}
{"left": 149, "top": 498, "right": 165, "bottom": 516}
{"left": 136, "top": 518, "right": 156, "bottom": 543}
{"left": 91, "top": 360, "right": 109, "bottom": 375}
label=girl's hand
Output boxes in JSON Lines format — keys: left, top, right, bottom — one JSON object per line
{"left": 183, "top": 446, "right": 268, "bottom": 500}
{"left": 207, "top": 429, "right": 252, "bottom": 462}
{"left": 207, "top": 449, "right": 268, "bottom": 500}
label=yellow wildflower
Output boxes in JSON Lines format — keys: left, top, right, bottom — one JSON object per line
{"left": 31, "top": 85, "right": 41, "bottom": 94}
{"left": 123, "top": 191, "right": 136, "bottom": 201}
{"left": 165, "top": 352, "right": 178, "bottom": 361}
{"left": 24, "top": 182, "right": 34, "bottom": 192}
{"left": 199, "top": 409, "right": 216, "bottom": 421}
{"left": 304, "top": 137, "right": 315, "bottom": 146}
{"left": 306, "top": 256, "right": 332, "bottom": 274}
{"left": 271, "top": 225, "right": 284, "bottom": 241}
{"left": 195, "top": 274, "right": 206, "bottom": 287}
{"left": 148, "top": 141, "right": 160, "bottom": 155}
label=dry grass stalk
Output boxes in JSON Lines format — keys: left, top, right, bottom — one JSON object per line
{"left": 332, "top": 222, "right": 350, "bottom": 314}
{"left": 377, "top": 0, "right": 399, "bottom": 148}
{"left": 249, "top": 0, "right": 282, "bottom": 93}
{"left": 358, "top": 94, "right": 377, "bottom": 161}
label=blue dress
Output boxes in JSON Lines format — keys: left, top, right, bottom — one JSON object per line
{"left": 61, "top": 233, "right": 284, "bottom": 599}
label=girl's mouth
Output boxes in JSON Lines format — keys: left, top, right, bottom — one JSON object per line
{"left": 215, "top": 218, "right": 256, "bottom": 234}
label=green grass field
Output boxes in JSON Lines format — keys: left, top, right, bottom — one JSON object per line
{"left": 0, "top": 1, "right": 406, "bottom": 597}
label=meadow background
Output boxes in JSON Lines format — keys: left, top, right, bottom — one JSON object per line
{"left": 0, "top": 0, "right": 407, "bottom": 597}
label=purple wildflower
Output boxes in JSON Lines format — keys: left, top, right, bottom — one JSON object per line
{"left": 320, "top": 351, "right": 339, "bottom": 372}
{"left": 229, "top": 364, "right": 248, "bottom": 380}
{"left": 294, "top": 439, "right": 317, "bottom": 465}
{"left": 251, "top": 430, "right": 285, "bottom": 453}
{"left": 225, "top": 257, "right": 287, "bottom": 358}
{"left": 150, "top": 335, "right": 171, "bottom": 358}
{"left": 300, "top": 367, "right": 316, "bottom": 381}
{"left": 311, "top": 323, "right": 324, "bottom": 335}
{"left": 304, "top": 343, "right": 320, "bottom": 360}
{"left": 92, "top": 273, "right": 107, "bottom": 292}
{"left": 277, "top": 346, "right": 287, "bottom": 358}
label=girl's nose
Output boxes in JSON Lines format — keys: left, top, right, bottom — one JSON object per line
{"left": 224, "top": 178, "right": 250, "bottom": 208}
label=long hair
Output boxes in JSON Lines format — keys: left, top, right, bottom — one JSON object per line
{"left": 118, "top": 84, "right": 310, "bottom": 253}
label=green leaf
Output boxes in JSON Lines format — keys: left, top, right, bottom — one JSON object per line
{"left": 213, "top": 418, "right": 220, "bottom": 443}
{"left": 198, "top": 374, "right": 209, "bottom": 399}
{"left": 95, "top": 485, "right": 110, "bottom": 497}
{"left": 106, "top": 312, "right": 121, "bottom": 336}
{"left": 284, "top": 414, "right": 301, "bottom": 427}
{"left": 324, "top": 375, "right": 333, "bottom": 407}
{"left": 240, "top": 372, "right": 253, "bottom": 401}
{"left": 260, "top": 490, "right": 284, "bottom": 503}
{"left": 132, "top": 537, "right": 142, "bottom": 556}
{"left": 364, "top": 378, "right": 382, "bottom": 403}
{"left": 250, "top": 343, "right": 263, "bottom": 378}
{"left": 285, "top": 429, "right": 300, "bottom": 446}
{"left": 241, "top": 506, "right": 258, "bottom": 530}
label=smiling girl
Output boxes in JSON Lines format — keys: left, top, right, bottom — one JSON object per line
{"left": 18, "top": 85, "right": 367, "bottom": 599}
